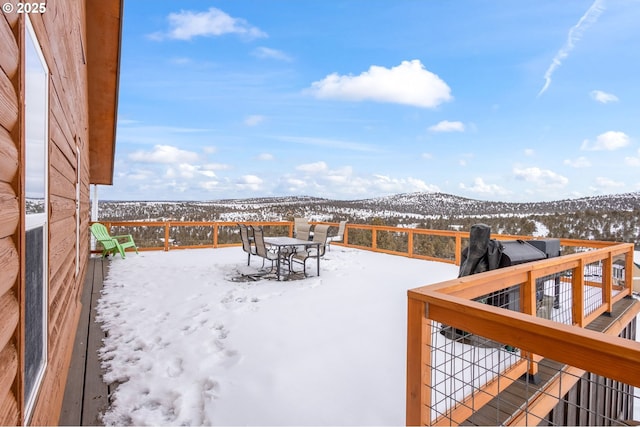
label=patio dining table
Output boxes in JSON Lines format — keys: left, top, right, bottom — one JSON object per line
{"left": 264, "top": 236, "right": 322, "bottom": 281}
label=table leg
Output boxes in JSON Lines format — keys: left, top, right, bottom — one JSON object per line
{"left": 277, "top": 247, "right": 281, "bottom": 281}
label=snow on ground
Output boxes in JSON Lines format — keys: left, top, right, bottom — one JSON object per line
{"left": 96, "top": 246, "right": 459, "bottom": 426}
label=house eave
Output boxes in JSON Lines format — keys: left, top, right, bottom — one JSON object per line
{"left": 86, "top": 0, "right": 123, "bottom": 185}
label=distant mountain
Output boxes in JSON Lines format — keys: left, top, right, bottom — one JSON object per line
{"left": 98, "top": 191, "right": 640, "bottom": 247}
{"left": 352, "top": 191, "right": 640, "bottom": 216}
{"left": 100, "top": 191, "right": 640, "bottom": 220}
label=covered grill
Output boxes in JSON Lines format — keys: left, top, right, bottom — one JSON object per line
{"left": 442, "top": 225, "right": 562, "bottom": 341}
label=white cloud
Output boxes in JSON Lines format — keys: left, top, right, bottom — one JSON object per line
{"left": 538, "top": 0, "right": 605, "bottom": 96}
{"left": 244, "top": 115, "right": 266, "bottom": 127}
{"left": 277, "top": 135, "right": 380, "bottom": 152}
{"left": 283, "top": 177, "right": 307, "bottom": 193}
{"left": 513, "top": 167, "right": 569, "bottom": 188}
{"left": 626, "top": 157, "right": 640, "bottom": 167}
{"left": 296, "top": 161, "right": 328, "bottom": 173}
{"left": 563, "top": 156, "right": 591, "bottom": 168}
{"left": 202, "top": 163, "right": 231, "bottom": 171}
{"left": 124, "top": 169, "right": 155, "bottom": 181}
{"left": 157, "top": 7, "right": 267, "bottom": 41}
{"left": 371, "top": 175, "right": 439, "bottom": 193}
{"left": 428, "top": 120, "right": 465, "bottom": 133}
{"left": 524, "top": 149, "right": 535, "bottom": 157}
{"left": 594, "top": 177, "right": 624, "bottom": 188}
{"left": 236, "top": 175, "right": 264, "bottom": 191}
{"left": 200, "top": 180, "right": 220, "bottom": 191}
{"left": 165, "top": 163, "right": 210, "bottom": 180}
{"left": 580, "top": 131, "right": 630, "bottom": 151}
{"left": 129, "top": 145, "right": 200, "bottom": 164}
{"left": 624, "top": 150, "right": 640, "bottom": 166}
{"left": 256, "top": 153, "right": 274, "bottom": 161}
{"left": 251, "top": 47, "right": 292, "bottom": 62}
{"left": 421, "top": 153, "right": 433, "bottom": 160}
{"left": 307, "top": 60, "right": 452, "bottom": 108}
{"left": 590, "top": 90, "right": 619, "bottom": 104}
{"left": 459, "top": 178, "right": 510, "bottom": 196}
{"left": 458, "top": 153, "right": 474, "bottom": 167}
{"left": 275, "top": 163, "right": 438, "bottom": 198}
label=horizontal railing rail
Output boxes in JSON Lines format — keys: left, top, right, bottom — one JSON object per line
{"left": 93, "top": 221, "right": 294, "bottom": 252}
{"left": 92, "top": 220, "right": 623, "bottom": 266}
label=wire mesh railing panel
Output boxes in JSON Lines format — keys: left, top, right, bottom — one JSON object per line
{"left": 109, "top": 225, "right": 164, "bottom": 249}
{"left": 376, "top": 230, "right": 408, "bottom": 253}
{"left": 217, "top": 225, "right": 241, "bottom": 245}
{"left": 346, "top": 228, "right": 373, "bottom": 248}
{"left": 584, "top": 260, "right": 605, "bottom": 318}
{"left": 430, "top": 320, "right": 523, "bottom": 424}
{"left": 428, "top": 320, "right": 639, "bottom": 426}
{"left": 560, "top": 244, "right": 596, "bottom": 256}
{"left": 413, "top": 234, "right": 457, "bottom": 261}
{"left": 612, "top": 254, "right": 629, "bottom": 294}
{"left": 477, "top": 285, "right": 522, "bottom": 313}
{"left": 536, "top": 269, "right": 574, "bottom": 325}
{"left": 169, "top": 225, "right": 214, "bottom": 247}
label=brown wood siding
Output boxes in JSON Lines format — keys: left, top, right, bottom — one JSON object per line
{"left": 26, "top": 2, "right": 91, "bottom": 424}
{"left": 0, "top": 10, "right": 21, "bottom": 427}
{"left": 3, "top": 0, "right": 119, "bottom": 421}
{"left": 0, "top": 390, "right": 19, "bottom": 426}
{"left": 0, "top": 60, "right": 18, "bottom": 131}
{"left": 0, "top": 0, "right": 102, "bottom": 422}
{"left": 0, "top": 127, "right": 18, "bottom": 182}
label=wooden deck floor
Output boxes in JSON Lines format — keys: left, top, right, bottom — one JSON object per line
{"left": 463, "top": 296, "right": 639, "bottom": 426}
{"left": 59, "top": 257, "right": 111, "bottom": 426}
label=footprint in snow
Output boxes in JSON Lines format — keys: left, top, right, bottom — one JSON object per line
{"left": 166, "top": 357, "right": 184, "bottom": 378}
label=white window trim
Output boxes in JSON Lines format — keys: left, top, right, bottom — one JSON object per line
{"left": 24, "top": 15, "right": 49, "bottom": 424}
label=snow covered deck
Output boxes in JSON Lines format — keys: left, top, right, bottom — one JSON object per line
{"left": 60, "top": 241, "right": 640, "bottom": 426}
{"left": 60, "top": 246, "right": 459, "bottom": 425}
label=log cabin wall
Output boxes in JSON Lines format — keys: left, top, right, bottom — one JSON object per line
{"left": 1, "top": 2, "right": 92, "bottom": 424}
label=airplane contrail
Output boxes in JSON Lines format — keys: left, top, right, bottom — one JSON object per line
{"left": 538, "top": 0, "right": 606, "bottom": 97}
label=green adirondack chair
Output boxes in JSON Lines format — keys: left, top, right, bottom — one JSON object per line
{"left": 90, "top": 222, "right": 138, "bottom": 258}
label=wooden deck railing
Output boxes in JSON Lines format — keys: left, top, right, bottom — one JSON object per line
{"left": 406, "top": 241, "right": 639, "bottom": 426}
{"left": 92, "top": 220, "right": 639, "bottom": 425}
{"left": 95, "top": 220, "right": 584, "bottom": 264}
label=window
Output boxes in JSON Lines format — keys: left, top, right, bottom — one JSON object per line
{"left": 24, "top": 16, "right": 49, "bottom": 422}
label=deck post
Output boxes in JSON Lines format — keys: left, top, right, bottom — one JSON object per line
{"left": 164, "top": 222, "right": 170, "bottom": 251}
{"left": 572, "top": 259, "right": 585, "bottom": 326}
{"left": 625, "top": 248, "right": 634, "bottom": 294}
{"left": 406, "top": 296, "right": 431, "bottom": 426}
{"left": 372, "top": 227, "right": 377, "bottom": 251}
{"left": 454, "top": 233, "right": 462, "bottom": 266}
{"left": 521, "top": 271, "right": 540, "bottom": 382}
{"left": 603, "top": 253, "right": 613, "bottom": 314}
{"left": 408, "top": 230, "right": 414, "bottom": 258}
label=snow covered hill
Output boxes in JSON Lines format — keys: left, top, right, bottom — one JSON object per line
{"left": 97, "top": 191, "right": 640, "bottom": 247}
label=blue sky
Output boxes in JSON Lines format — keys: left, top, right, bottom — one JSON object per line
{"left": 102, "top": 0, "right": 640, "bottom": 202}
